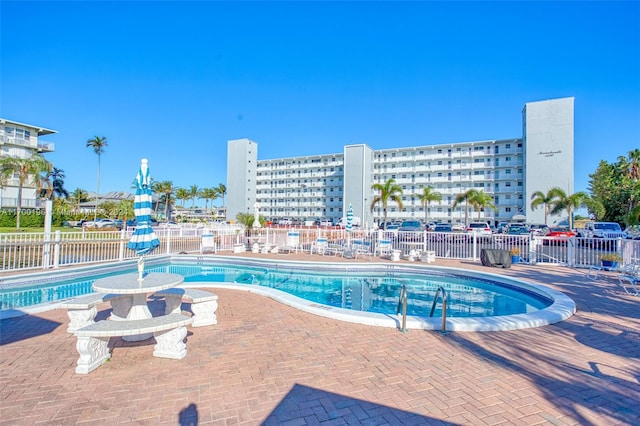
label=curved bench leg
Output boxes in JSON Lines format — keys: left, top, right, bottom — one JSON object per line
{"left": 163, "top": 294, "right": 183, "bottom": 315}
{"left": 109, "top": 297, "right": 133, "bottom": 320}
{"left": 75, "top": 336, "right": 110, "bottom": 374}
{"left": 191, "top": 300, "right": 218, "bottom": 327}
{"left": 67, "top": 307, "right": 97, "bottom": 333}
{"left": 153, "top": 326, "right": 187, "bottom": 359}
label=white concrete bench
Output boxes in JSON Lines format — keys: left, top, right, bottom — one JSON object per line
{"left": 60, "top": 293, "right": 131, "bottom": 333}
{"left": 74, "top": 313, "right": 193, "bottom": 374}
{"left": 154, "top": 288, "right": 218, "bottom": 327}
{"left": 422, "top": 250, "right": 436, "bottom": 263}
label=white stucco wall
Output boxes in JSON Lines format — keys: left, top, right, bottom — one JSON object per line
{"left": 226, "top": 138, "right": 257, "bottom": 221}
{"left": 523, "top": 97, "right": 575, "bottom": 224}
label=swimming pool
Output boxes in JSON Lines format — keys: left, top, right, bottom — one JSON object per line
{"left": 0, "top": 255, "right": 576, "bottom": 331}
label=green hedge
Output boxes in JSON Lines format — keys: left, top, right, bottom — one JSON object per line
{"left": 0, "top": 209, "right": 69, "bottom": 227}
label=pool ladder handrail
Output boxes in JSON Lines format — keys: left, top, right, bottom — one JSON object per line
{"left": 429, "top": 286, "right": 449, "bottom": 334}
{"left": 396, "top": 284, "right": 408, "bottom": 333}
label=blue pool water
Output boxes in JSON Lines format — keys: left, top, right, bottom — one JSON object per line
{"left": 0, "top": 261, "right": 551, "bottom": 318}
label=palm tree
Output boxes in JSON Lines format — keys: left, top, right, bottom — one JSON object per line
{"left": 188, "top": 184, "right": 199, "bottom": 208}
{"left": 467, "top": 190, "right": 496, "bottom": 219}
{"left": 416, "top": 186, "right": 441, "bottom": 224}
{"left": 86, "top": 136, "right": 108, "bottom": 222}
{"left": 152, "top": 180, "right": 176, "bottom": 221}
{"left": 199, "top": 187, "right": 219, "bottom": 211}
{"left": 370, "top": 178, "right": 403, "bottom": 229}
{"left": 452, "top": 189, "right": 479, "bottom": 226}
{"left": 41, "top": 167, "right": 69, "bottom": 200}
{"left": 175, "top": 188, "right": 190, "bottom": 208}
{"left": 0, "top": 153, "right": 52, "bottom": 230}
{"left": 530, "top": 189, "right": 556, "bottom": 225}
{"left": 71, "top": 188, "right": 89, "bottom": 214}
{"left": 548, "top": 187, "right": 588, "bottom": 230}
{"left": 216, "top": 183, "right": 226, "bottom": 207}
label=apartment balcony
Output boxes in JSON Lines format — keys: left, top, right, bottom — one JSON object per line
{"left": 0, "top": 197, "right": 45, "bottom": 209}
{"left": 37, "top": 141, "right": 55, "bottom": 152}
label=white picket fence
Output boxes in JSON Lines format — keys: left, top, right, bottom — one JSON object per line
{"left": 1, "top": 226, "right": 639, "bottom": 273}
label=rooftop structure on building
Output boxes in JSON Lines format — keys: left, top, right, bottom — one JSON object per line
{"left": 228, "top": 97, "right": 574, "bottom": 227}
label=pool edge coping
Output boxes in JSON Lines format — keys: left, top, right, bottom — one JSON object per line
{"left": 1, "top": 255, "right": 576, "bottom": 331}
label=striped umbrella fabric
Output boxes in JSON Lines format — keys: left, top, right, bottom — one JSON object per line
{"left": 127, "top": 158, "right": 160, "bottom": 256}
{"left": 346, "top": 203, "right": 354, "bottom": 233}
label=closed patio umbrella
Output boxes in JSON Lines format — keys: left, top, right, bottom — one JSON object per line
{"left": 346, "top": 203, "right": 354, "bottom": 246}
{"left": 127, "top": 158, "right": 160, "bottom": 256}
{"left": 346, "top": 203, "right": 354, "bottom": 233}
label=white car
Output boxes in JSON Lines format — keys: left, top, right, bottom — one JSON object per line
{"left": 83, "top": 218, "right": 119, "bottom": 229}
{"left": 465, "top": 222, "right": 492, "bottom": 235}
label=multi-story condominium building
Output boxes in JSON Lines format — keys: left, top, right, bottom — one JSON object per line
{"left": 226, "top": 97, "right": 574, "bottom": 227}
{"left": 0, "top": 119, "right": 56, "bottom": 209}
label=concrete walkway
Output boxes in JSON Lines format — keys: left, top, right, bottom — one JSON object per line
{"left": 1, "top": 254, "right": 638, "bottom": 425}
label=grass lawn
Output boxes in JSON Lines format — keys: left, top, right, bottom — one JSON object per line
{"left": 0, "top": 227, "right": 82, "bottom": 234}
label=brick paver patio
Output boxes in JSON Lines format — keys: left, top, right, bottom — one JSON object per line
{"left": 1, "top": 254, "right": 638, "bottom": 425}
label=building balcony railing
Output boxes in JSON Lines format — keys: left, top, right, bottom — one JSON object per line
{"left": 37, "top": 141, "right": 55, "bottom": 152}
{"left": 0, "top": 197, "right": 46, "bottom": 209}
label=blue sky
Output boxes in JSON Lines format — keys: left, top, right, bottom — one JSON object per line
{"left": 2, "top": 1, "right": 639, "bottom": 206}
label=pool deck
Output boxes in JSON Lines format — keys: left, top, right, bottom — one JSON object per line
{"left": 1, "top": 253, "right": 638, "bottom": 425}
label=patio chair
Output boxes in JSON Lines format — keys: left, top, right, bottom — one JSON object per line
{"left": 352, "top": 240, "right": 373, "bottom": 261}
{"left": 618, "top": 275, "right": 639, "bottom": 296}
{"left": 278, "top": 230, "right": 301, "bottom": 254}
{"left": 376, "top": 239, "right": 393, "bottom": 258}
{"left": 311, "top": 237, "right": 329, "bottom": 255}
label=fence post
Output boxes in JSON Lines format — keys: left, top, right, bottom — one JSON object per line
{"left": 53, "top": 230, "right": 61, "bottom": 269}
{"left": 42, "top": 199, "right": 53, "bottom": 269}
{"left": 118, "top": 228, "right": 126, "bottom": 261}
{"left": 567, "top": 237, "right": 576, "bottom": 267}
{"left": 42, "top": 231, "right": 52, "bottom": 269}
{"left": 166, "top": 228, "right": 172, "bottom": 254}
{"left": 529, "top": 235, "right": 536, "bottom": 265}
{"left": 472, "top": 233, "right": 478, "bottom": 261}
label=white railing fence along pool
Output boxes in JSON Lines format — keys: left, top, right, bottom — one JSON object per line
{"left": 1, "top": 226, "right": 639, "bottom": 273}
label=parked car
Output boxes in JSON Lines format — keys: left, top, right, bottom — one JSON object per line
{"left": 496, "top": 221, "right": 509, "bottom": 233}
{"left": 159, "top": 221, "right": 180, "bottom": 229}
{"left": 528, "top": 224, "right": 548, "bottom": 235}
{"left": 433, "top": 223, "right": 452, "bottom": 233}
{"left": 505, "top": 224, "right": 530, "bottom": 235}
{"left": 452, "top": 223, "right": 465, "bottom": 232}
{"left": 316, "top": 218, "right": 334, "bottom": 227}
{"left": 545, "top": 227, "right": 576, "bottom": 243}
{"left": 398, "top": 220, "right": 425, "bottom": 232}
{"left": 577, "top": 221, "right": 625, "bottom": 239}
{"left": 624, "top": 225, "right": 640, "bottom": 240}
{"left": 83, "top": 218, "right": 121, "bottom": 229}
{"left": 466, "top": 222, "right": 492, "bottom": 235}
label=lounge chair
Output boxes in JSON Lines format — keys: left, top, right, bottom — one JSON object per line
{"left": 352, "top": 240, "right": 373, "bottom": 261}
{"left": 376, "top": 239, "right": 393, "bottom": 258}
{"left": 311, "top": 237, "right": 329, "bottom": 255}
{"left": 617, "top": 264, "right": 639, "bottom": 296}
{"left": 618, "top": 275, "right": 639, "bottom": 296}
{"left": 278, "top": 230, "right": 301, "bottom": 254}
